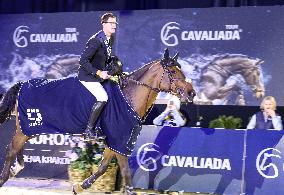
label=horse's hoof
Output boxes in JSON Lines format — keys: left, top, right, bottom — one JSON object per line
{"left": 9, "top": 168, "right": 16, "bottom": 178}
{"left": 125, "top": 186, "right": 137, "bottom": 195}
{"left": 72, "top": 183, "right": 83, "bottom": 195}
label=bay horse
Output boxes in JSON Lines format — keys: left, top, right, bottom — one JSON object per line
{"left": 0, "top": 49, "right": 195, "bottom": 195}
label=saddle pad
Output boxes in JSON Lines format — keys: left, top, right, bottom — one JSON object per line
{"left": 18, "top": 76, "right": 141, "bottom": 156}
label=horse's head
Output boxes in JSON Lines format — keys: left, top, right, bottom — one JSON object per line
{"left": 242, "top": 58, "right": 265, "bottom": 99}
{"left": 159, "top": 49, "right": 196, "bottom": 103}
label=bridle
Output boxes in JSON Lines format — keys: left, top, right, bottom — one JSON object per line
{"left": 124, "top": 59, "right": 190, "bottom": 99}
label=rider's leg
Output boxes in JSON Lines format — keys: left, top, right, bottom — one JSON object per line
{"left": 80, "top": 81, "right": 108, "bottom": 140}
{"left": 84, "top": 101, "right": 106, "bottom": 140}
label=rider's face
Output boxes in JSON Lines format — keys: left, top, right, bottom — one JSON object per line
{"left": 102, "top": 17, "right": 117, "bottom": 37}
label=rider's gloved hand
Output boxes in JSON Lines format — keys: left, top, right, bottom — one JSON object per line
{"left": 96, "top": 70, "right": 111, "bottom": 80}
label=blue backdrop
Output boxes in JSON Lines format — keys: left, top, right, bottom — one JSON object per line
{"left": 1, "top": 6, "right": 284, "bottom": 105}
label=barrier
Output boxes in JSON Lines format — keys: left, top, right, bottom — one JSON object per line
{"left": 1, "top": 121, "right": 284, "bottom": 194}
{"left": 0, "top": 117, "right": 70, "bottom": 179}
{"left": 129, "top": 126, "right": 284, "bottom": 195}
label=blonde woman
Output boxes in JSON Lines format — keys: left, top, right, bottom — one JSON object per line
{"left": 247, "top": 96, "right": 283, "bottom": 130}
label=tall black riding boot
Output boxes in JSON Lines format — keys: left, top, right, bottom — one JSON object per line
{"left": 84, "top": 101, "right": 106, "bottom": 141}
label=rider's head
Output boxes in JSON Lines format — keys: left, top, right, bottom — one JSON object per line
{"left": 101, "top": 12, "right": 117, "bottom": 37}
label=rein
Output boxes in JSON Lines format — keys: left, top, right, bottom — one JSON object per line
{"left": 121, "top": 60, "right": 188, "bottom": 121}
{"left": 123, "top": 64, "right": 185, "bottom": 96}
{"left": 125, "top": 77, "right": 163, "bottom": 93}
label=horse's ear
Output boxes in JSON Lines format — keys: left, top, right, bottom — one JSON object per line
{"left": 163, "top": 48, "right": 169, "bottom": 60}
{"left": 173, "top": 52, "right": 179, "bottom": 61}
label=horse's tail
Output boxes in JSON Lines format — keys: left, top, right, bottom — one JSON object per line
{"left": 0, "top": 82, "right": 23, "bottom": 124}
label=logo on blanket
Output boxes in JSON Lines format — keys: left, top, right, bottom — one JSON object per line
{"left": 27, "top": 108, "right": 43, "bottom": 127}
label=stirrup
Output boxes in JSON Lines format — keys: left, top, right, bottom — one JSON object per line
{"left": 83, "top": 128, "right": 106, "bottom": 141}
{"left": 72, "top": 183, "right": 83, "bottom": 195}
{"left": 94, "top": 127, "right": 106, "bottom": 140}
{"left": 83, "top": 129, "right": 97, "bottom": 141}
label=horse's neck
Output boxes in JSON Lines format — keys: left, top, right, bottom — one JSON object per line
{"left": 122, "top": 63, "right": 163, "bottom": 118}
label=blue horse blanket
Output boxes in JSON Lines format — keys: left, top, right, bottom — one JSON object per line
{"left": 18, "top": 76, "right": 141, "bottom": 156}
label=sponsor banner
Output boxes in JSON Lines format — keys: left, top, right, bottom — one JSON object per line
{"left": 18, "top": 133, "right": 72, "bottom": 179}
{"left": 1, "top": 122, "right": 284, "bottom": 193}
{"left": 0, "top": 11, "right": 113, "bottom": 92}
{"left": 1, "top": 7, "right": 284, "bottom": 105}
{"left": 129, "top": 126, "right": 244, "bottom": 194}
{"left": 0, "top": 117, "right": 71, "bottom": 179}
{"left": 117, "top": 7, "right": 284, "bottom": 106}
{"left": 244, "top": 130, "right": 284, "bottom": 195}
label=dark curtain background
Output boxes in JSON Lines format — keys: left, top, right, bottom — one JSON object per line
{"left": 0, "top": 0, "right": 284, "bottom": 14}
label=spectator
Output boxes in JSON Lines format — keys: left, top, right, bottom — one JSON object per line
{"left": 247, "top": 96, "right": 283, "bottom": 130}
{"left": 153, "top": 95, "right": 186, "bottom": 127}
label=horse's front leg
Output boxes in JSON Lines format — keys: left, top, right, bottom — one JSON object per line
{"left": 116, "top": 153, "right": 136, "bottom": 195}
{"left": 72, "top": 148, "right": 114, "bottom": 194}
{"left": 0, "top": 130, "right": 29, "bottom": 187}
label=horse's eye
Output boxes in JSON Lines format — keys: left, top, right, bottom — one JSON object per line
{"left": 170, "top": 70, "right": 176, "bottom": 74}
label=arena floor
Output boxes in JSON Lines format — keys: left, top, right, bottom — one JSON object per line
{"left": 0, "top": 178, "right": 215, "bottom": 195}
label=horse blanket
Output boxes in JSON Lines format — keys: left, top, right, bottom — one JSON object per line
{"left": 18, "top": 76, "right": 141, "bottom": 156}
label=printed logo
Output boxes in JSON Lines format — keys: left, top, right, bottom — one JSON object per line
{"left": 256, "top": 148, "right": 281, "bottom": 178}
{"left": 28, "top": 134, "right": 71, "bottom": 145}
{"left": 13, "top": 26, "right": 29, "bottom": 48}
{"left": 136, "top": 143, "right": 162, "bottom": 172}
{"left": 13, "top": 26, "right": 79, "bottom": 47}
{"left": 161, "top": 22, "right": 180, "bottom": 47}
{"left": 160, "top": 23, "right": 241, "bottom": 46}
{"left": 27, "top": 108, "right": 43, "bottom": 127}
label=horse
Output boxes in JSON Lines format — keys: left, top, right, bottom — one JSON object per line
{"left": 0, "top": 49, "right": 195, "bottom": 195}
{"left": 189, "top": 54, "right": 265, "bottom": 105}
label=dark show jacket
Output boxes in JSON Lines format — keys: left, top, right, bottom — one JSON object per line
{"left": 78, "top": 30, "right": 114, "bottom": 82}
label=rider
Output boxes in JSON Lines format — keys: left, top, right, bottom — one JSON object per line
{"left": 78, "top": 12, "right": 117, "bottom": 140}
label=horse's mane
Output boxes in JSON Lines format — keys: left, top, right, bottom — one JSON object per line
{"left": 211, "top": 53, "right": 257, "bottom": 62}
{"left": 52, "top": 54, "right": 80, "bottom": 61}
{"left": 209, "top": 53, "right": 262, "bottom": 69}
{"left": 126, "top": 60, "right": 159, "bottom": 80}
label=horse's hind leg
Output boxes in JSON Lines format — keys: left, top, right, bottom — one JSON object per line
{"left": 116, "top": 153, "right": 136, "bottom": 195}
{"left": 9, "top": 147, "right": 25, "bottom": 177}
{"left": 72, "top": 148, "right": 114, "bottom": 194}
{"left": 0, "top": 129, "right": 29, "bottom": 187}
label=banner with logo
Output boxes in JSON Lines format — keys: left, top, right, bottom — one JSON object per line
{"left": 2, "top": 122, "right": 284, "bottom": 194}
{"left": 1, "top": 7, "right": 284, "bottom": 105}
{"left": 129, "top": 126, "right": 245, "bottom": 194}
{"left": 117, "top": 7, "right": 284, "bottom": 106}
{"left": 244, "top": 130, "right": 284, "bottom": 195}
{"left": 129, "top": 126, "right": 284, "bottom": 194}
{"left": 18, "top": 134, "right": 71, "bottom": 179}
{"left": 0, "top": 11, "right": 112, "bottom": 92}
{"left": 0, "top": 117, "right": 71, "bottom": 179}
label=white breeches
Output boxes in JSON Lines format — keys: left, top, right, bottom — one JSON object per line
{"left": 80, "top": 81, "right": 108, "bottom": 102}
